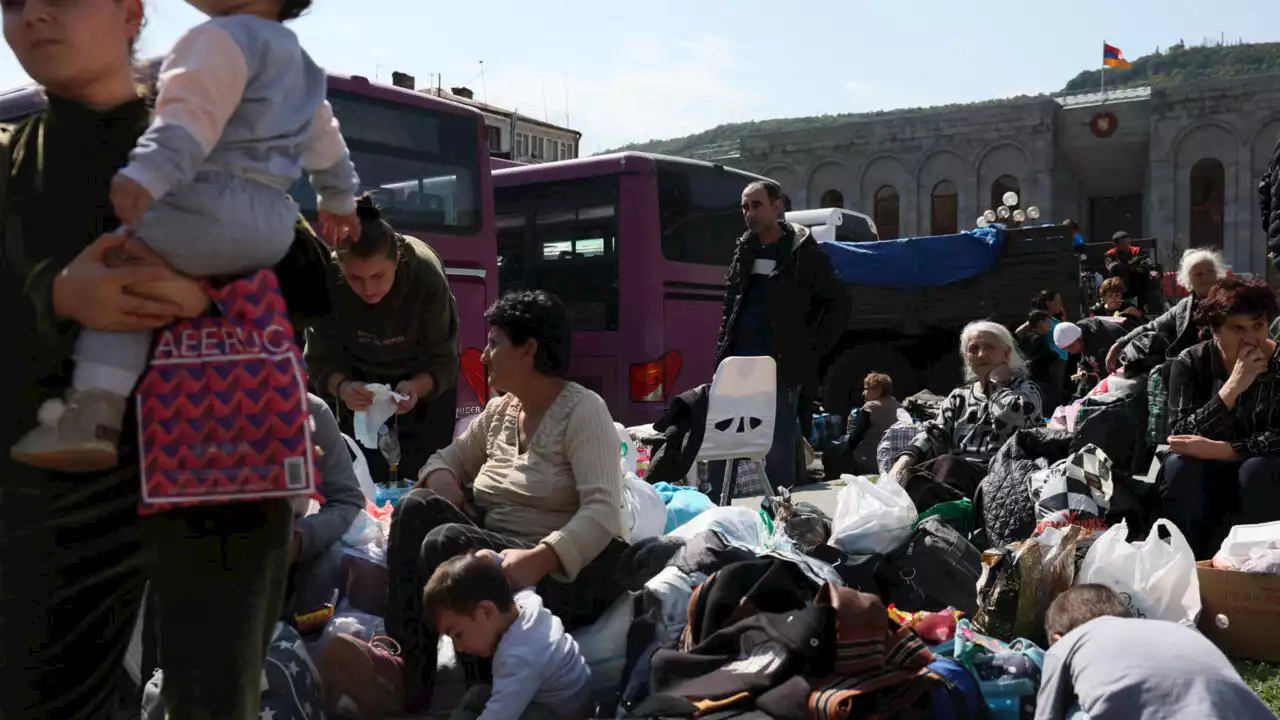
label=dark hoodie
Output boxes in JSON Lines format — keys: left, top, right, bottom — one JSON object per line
{"left": 305, "top": 234, "right": 459, "bottom": 402}
{"left": 714, "top": 221, "right": 850, "bottom": 393}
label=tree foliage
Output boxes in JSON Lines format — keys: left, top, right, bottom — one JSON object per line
{"left": 1061, "top": 40, "right": 1280, "bottom": 93}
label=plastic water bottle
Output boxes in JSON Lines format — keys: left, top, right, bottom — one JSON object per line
{"left": 378, "top": 424, "right": 401, "bottom": 481}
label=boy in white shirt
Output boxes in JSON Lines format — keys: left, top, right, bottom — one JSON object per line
{"left": 424, "top": 551, "right": 593, "bottom": 720}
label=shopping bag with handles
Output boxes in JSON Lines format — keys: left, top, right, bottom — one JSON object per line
{"left": 135, "top": 270, "right": 318, "bottom": 513}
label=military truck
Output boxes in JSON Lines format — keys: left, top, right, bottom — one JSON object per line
{"left": 786, "top": 210, "right": 1079, "bottom": 417}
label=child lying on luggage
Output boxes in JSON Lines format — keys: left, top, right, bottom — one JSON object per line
{"left": 1034, "top": 584, "right": 1274, "bottom": 720}
{"left": 424, "top": 551, "right": 593, "bottom": 720}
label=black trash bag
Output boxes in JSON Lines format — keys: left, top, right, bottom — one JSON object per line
{"left": 976, "top": 429, "right": 1073, "bottom": 549}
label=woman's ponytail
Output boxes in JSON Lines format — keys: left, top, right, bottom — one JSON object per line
{"left": 338, "top": 193, "right": 398, "bottom": 261}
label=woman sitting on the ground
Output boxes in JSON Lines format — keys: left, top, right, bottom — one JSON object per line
{"left": 1105, "top": 247, "right": 1228, "bottom": 372}
{"left": 844, "top": 371, "right": 906, "bottom": 476}
{"left": 889, "top": 321, "right": 1043, "bottom": 510}
{"left": 326, "top": 290, "right": 627, "bottom": 718}
{"left": 1161, "top": 277, "right": 1280, "bottom": 558}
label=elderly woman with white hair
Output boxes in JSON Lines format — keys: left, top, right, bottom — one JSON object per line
{"left": 889, "top": 321, "right": 1043, "bottom": 510}
{"left": 1106, "top": 247, "right": 1229, "bottom": 372}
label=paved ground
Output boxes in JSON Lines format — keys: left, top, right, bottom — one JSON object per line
{"left": 729, "top": 477, "right": 846, "bottom": 516}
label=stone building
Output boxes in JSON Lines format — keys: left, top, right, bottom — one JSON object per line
{"left": 387, "top": 72, "right": 582, "bottom": 164}
{"left": 738, "top": 74, "right": 1280, "bottom": 275}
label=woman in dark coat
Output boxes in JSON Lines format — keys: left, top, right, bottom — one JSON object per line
{"left": 0, "top": 1, "right": 330, "bottom": 715}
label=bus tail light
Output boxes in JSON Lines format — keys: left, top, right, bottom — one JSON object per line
{"left": 459, "top": 348, "right": 488, "bottom": 407}
{"left": 629, "top": 351, "right": 683, "bottom": 403}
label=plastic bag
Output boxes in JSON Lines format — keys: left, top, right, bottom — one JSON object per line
{"left": 770, "top": 486, "right": 832, "bottom": 553}
{"left": 623, "top": 473, "right": 667, "bottom": 542}
{"left": 829, "top": 474, "right": 917, "bottom": 555}
{"left": 341, "top": 510, "right": 385, "bottom": 550}
{"left": 1212, "top": 520, "right": 1280, "bottom": 569}
{"left": 973, "top": 525, "right": 1083, "bottom": 645}
{"left": 573, "top": 591, "right": 635, "bottom": 691}
{"left": 653, "top": 481, "right": 714, "bottom": 533}
{"left": 667, "top": 505, "right": 767, "bottom": 548}
{"left": 1077, "top": 519, "right": 1201, "bottom": 626}
{"left": 321, "top": 599, "right": 385, "bottom": 645}
{"left": 615, "top": 423, "right": 637, "bottom": 476}
{"left": 341, "top": 433, "right": 378, "bottom": 503}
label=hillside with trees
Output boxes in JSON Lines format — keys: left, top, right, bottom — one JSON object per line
{"left": 1060, "top": 40, "right": 1280, "bottom": 94}
{"left": 605, "top": 40, "right": 1280, "bottom": 157}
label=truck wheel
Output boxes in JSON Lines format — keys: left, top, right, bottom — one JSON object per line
{"left": 822, "top": 344, "right": 918, "bottom": 418}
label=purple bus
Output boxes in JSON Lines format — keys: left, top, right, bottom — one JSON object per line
{"left": 0, "top": 72, "right": 499, "bottom": 423}
{"left": 493, "top": 153, "right": 769, "bottom": 425}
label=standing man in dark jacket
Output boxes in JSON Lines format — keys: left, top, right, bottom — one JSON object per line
{"left": 710, "top": 180, "right": 851, "bottom": 501}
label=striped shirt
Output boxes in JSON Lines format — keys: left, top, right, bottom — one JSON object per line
{"left": 1168, "top": 339, "right": 1280, "bottom": 457}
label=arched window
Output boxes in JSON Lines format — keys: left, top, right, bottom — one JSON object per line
{"left": 873, "top": 186, "right": 900, "bottom": 240}
{"left": 819, "top": 189, "right": 845, "bottom": 209}
{"left": 930, "top": 180, "right": 959, "bottom": 235}
{"left": 1189, "top": 158, "right": 1225, "bottom": 249}
{"left": 991, "top": 175, "right": 1020, "bottom": 211}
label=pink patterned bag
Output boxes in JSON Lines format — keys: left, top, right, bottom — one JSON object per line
{"left": 135, "top": 270, "right": 318, "bottom": 513}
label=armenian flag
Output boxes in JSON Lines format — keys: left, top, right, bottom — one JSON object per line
{"left": 1103, "top": 43, "right": 1132, "bottom": 69}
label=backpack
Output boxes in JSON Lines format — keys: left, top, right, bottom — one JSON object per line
{"left": 877, "top": 516, "right": 982, "bottom": 616}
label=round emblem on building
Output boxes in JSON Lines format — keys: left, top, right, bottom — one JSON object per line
{"left": 1090, "top": 111, "right": 1118, "bottom": 138}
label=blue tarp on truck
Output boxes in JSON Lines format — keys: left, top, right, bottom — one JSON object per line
{"left": 819, "top": 225, "right": 1006, "bottom": 289}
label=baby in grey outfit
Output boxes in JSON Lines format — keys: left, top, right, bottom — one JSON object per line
{"left": 13, "top": 0, "right": 360, "bottom": 471}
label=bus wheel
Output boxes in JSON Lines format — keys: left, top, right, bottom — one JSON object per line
{"left": 821, "top": 343, "right": 918, "bottom": 419}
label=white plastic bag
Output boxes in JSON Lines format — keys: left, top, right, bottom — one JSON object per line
{"left": 1077, "top": 519, "right": 1201, "bottom": 626}
{"left": 623, "top": 473, "right": 667, "bottom": 542}
{"left": 341, "top": 510, "right": 386, "bottom": 551}
{"left": 342, "top": 433, "right": 379, "bottom": 503}
{"left": 615, "top": 422, "right": 637, "bottom": 475}
{"left": 667, "top": 505, "right": 768, "bottom": 549}
{"left": 828, "top": 474, "right": 917, "bottom": 555}
{"left": 573, "top": 592, "right": 635, "bottom": 691}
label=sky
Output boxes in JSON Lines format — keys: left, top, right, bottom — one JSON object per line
{"left": 0, "top": 0, "right": 1277, "bottom": 152}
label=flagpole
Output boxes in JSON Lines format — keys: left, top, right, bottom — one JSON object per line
{"left": 1101, "top": 40, "right": 1106, "bottom": 100}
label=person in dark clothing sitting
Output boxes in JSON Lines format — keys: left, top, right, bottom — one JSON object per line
{"left": 1017, "top": 310, "right": 1062, "bottom": 410}
{"left": 1105, "top": 247, "right": 1227, "bottom": 373}
{"left": 1053, "top": 318, "right": 1128, "bottom": 399}
{"left": 843, "top": 372, "right": 906, "bottom": 476}
{"left": 1088, "top": 276, "right": 1144, "bottom": 330}
{"left": 1104, "top": 231, "right": 1158, "bottom": 311}
{"left": 1161, "top": 277, "right": 1280, "bottom": 558}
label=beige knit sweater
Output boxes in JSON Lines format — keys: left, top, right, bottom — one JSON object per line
{"left": 419, "top": 382, "right": 625, "bottom": 581}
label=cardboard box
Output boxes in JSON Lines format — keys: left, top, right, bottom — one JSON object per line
{"left": 1195, "top": 560, "right": 1280, "bottom": 663}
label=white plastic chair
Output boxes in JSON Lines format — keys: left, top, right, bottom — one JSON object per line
{"left": 696, "top": 356, "right": 779, "bottom": 505}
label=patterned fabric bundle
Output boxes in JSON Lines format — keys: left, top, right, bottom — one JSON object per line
{"left": 1028, "top": 444, "right": 1114, "bottom": 533}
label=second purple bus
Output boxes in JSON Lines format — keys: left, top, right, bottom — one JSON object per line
{"left": 493, "top": 152, "right": 769, "bottom": 426}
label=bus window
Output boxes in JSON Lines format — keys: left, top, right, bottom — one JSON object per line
{"left": 289, "top": 89, "right": 480, "bottom": 234}
{"left": 494, "top": 176, "right": 620, "bottom": 331}
{"left": 656, "top": 158, "right": 753, "bottom": 266}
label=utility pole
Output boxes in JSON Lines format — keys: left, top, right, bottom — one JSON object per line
{"left": 479, "top": 61, "right": 487, "bottom": 103}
